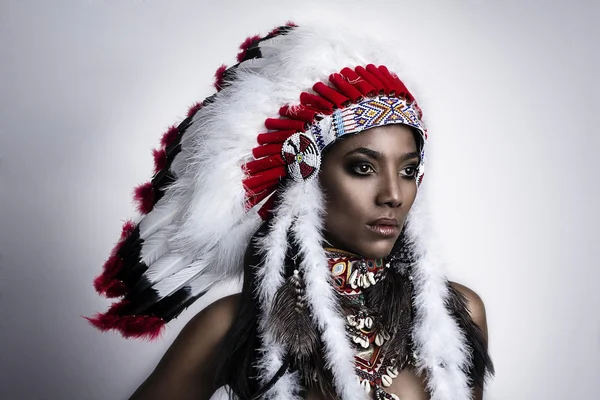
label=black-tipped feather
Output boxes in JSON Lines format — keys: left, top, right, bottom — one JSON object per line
{"left": 116, "top": 225, "right": 141, "bottom": 263}
{"left": 116, "top": 261, "right": 148, "bottom": 288}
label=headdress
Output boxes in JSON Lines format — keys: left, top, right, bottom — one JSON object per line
{"left": 87, "top": 22, "right": 492, "bottom": 400}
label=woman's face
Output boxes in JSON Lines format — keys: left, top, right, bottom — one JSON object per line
{"left": 319, "top": 124, "right": 420, "bottom": 259}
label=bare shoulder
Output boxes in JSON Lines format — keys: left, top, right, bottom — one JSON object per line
{"left": 181, "top": 293, "right": 241, "bottom": 343}
{"left": 449, "top": 282, "right": 487, "bottom": 335}
{"left": 129, "top": 294, "right": 241, "bottom": 400}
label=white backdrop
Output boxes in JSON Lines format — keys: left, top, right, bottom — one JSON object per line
{"left": 1, "top": 1, "right": 599, "bottom": 399}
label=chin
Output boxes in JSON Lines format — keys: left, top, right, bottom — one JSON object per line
{"left": 354, "top": 241, "right": 396, "bottom": 260}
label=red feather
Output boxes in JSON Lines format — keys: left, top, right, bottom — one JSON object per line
{"left": 160, "top": 125, "right": 179, "bottom": 149}
{"left": 186, "top": 102, "right": 203, "bottom": 118}
{"left": 237, "top": 34, "right": 261, "bottom": 62}
{"left": 152, "top": 148, "right": 167, "bottom": 174}
{"left": 133, "top": 182, "right": 155, "bottom": 214}
{"left": 84, "top": 300, "right": 166, "bottom": 341}
{"left": 213, "top": 64, "right": 228, "bottom": 91}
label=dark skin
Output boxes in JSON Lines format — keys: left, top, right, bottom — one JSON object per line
{"left": 129, "top": 125, "right": 488, "bottom": 400}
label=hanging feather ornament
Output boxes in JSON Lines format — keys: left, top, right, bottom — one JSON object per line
{"left": 266, "top": 233, "right": 338, "bottom": 399}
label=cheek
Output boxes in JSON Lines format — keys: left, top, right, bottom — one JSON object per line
{"left": 322, "top": 177, "right": 373, "bottom": 228}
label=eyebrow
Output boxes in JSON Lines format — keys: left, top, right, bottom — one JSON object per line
{"left": 344, "top": 147, "right": 421, "bottom": 163}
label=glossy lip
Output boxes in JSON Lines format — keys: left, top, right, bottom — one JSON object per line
{"left": 366, "top": 217, "right": 400, "bottom": 237}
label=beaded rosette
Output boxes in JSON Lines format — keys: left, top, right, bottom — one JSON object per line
{"left": 327, "top": 248, "right": 416, "bottom": 400}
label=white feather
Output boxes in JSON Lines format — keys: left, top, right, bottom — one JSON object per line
{"left": 140, "top": 226, "right": 172, "bottom": 266}
{"left": 139, "top": 197, "right": 178, "bottom": 239}
{"left": 142, "top": 251, "right": 191, "bottom": 284}
{"left": 291, "top": 179, "right": 365, "bottom": 400}
{"left": 152, "top": 260, "right": 212, "bottom": 298}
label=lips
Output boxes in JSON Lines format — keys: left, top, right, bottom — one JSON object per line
{"left": 366, "top": 217, "right": 400, "bottom": 237}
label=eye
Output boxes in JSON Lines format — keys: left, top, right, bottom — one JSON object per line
{"left": 400, "top": 165, "right": 418, "bottom": 178}
{"left": 351, "top": 162, "right": 376, "bottom": 176}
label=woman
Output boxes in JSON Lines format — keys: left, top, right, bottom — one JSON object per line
{"left": 88, "top": 22, "right": 494, "bottom": 400}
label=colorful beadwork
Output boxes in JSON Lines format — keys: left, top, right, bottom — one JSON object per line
{"left": 281, "top": 132, "right": 321, "bottom": 182}
{"left": 331, "top": 96, "right": 425, "bottom": 139}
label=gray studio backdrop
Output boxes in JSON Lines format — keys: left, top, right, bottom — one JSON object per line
{"left": 1, "top": 1, "right": 599, "bottom": 399}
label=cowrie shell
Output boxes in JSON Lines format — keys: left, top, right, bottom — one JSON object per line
{"left": 365, "top": 317, "right": 373, "bottom": 329}
{"left": 391, "top": 394, "right": 400, "bottom": 400}
{"left": 357, "top": 318, "right": 365, "bottom": 330}
{"left": 349, "top": 270, "right": 358, "bottom": 289}
{"left": 381, "top": 374, "right": 393, "bottom": 387}
{"left": 367, "top": 272, "right": 376, "bottom": 285}
{"left": 375, "top": 333, "right": 384, "bottom": 346}
{"left": 358, "top": 275, "right": 365, "bottom": 287}
{"left": 386, "top": 366, "right": 399, "bottom": 378}
{"left": 347, "top": 315, "right": 357, "bottom": 326}
{"left": 362, "top": 276, "right": 371, "bottom": 288}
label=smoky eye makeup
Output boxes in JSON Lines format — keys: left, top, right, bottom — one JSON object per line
{"left": 345, "top": 157, "right": 376, "bottom": 176}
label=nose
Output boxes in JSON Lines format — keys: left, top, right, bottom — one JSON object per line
{"left": 375, "top": 170, "right": 403, "bottom": 208}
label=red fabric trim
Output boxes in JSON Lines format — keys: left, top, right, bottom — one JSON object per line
{"left": 213, "top": 64, "right": 228, "bottom": 91}
{"left": 134, "top": 182, "right": 155, "bottom": 214}
{"left": 355, "top": 66, "right": 385, "bottom": 95}
{"left": 160, "top": 125, "right": 179, "bottom": 149}
{"left": 252, "top": 143, "right": 282, "bottom": 159}
{"left": 279, "top": 106, "right": 318, "bottom": 122}
{"left": 382, "top": 67, "right": 414, "bottom": 103}
{"left": 257, "top": 130, "right": 296, "bottom": 145}
{"left": 245, "top": 185, "right": 278, "bottom": 210}
{"left": 257, "top": 193, "right": 277, "bottom": 220}
{"left": 242, "top": 166, "right": 286, "bottom": 191}
{"left": 366, "top": 64, "right": 394, "bottom": 95}
{"left": 312, "top": 82, "right": 351, "bottom": 108}
{"left": 264, "top": 118, "right": 307, "bottom": 132}
{"left": 300, "top": 92, "right": 334, "bottom": 113}
{"left": 329, "top": 73, "right": 364, "bottom": 103}
{"left": 244, "top": 154, "right": 285, "bottom": 175}
{"left": 340, "top": 67, "right": 376, "bottom": 97}
{"left": 247, "top": 179, "right": 280, "bottom": 195}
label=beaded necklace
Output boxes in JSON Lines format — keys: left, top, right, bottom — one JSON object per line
{"left": 325, "top": 248, "right": 416, "bottom": 400}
